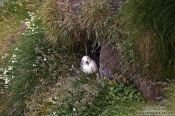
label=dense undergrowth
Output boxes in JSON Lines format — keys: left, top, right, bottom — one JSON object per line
{"left": 123, "top": 0, "right": 175, "bottom": 80}
{"left": 0, "top": 0, "right": 175, "bottom": 115}
{"left": 0, "top": 14, "right": 44, "bottom": 115}
{"left": 0, "top": 0, "right": 45, "bottom": 60}
{"left": 0, "top": 14, "right": 145, "bottom": 115}
{"left": 41, "top": 0, "right": 123, "bottom": 50}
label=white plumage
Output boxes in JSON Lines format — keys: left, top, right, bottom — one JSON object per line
{"left": 81, "top": 56, "right": 98, "bottom": 74}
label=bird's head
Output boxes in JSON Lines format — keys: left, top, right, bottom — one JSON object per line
{"left": 81, "top": 56, "right": 91, "bottom": 65}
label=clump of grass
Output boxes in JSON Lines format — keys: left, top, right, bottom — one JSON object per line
{"left": 123, "top": 0, "right": 175, "bottom": 79}
{"left": 0, "top": 0, "right": 29, "bottom": 21}
{"left": 0, "top": 0, "right": 45, "bottom": 21}
{"left": 0, "top": 0, "right": 27, "bottom": 58}
{"left": 41, "top": 0, "right": 80, "bottom": 47}
{"left": 41, "top": 0, "right": 123, "bottom": 50}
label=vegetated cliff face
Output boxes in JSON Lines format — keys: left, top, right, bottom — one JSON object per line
{"left": 56, "top": 0, "right": 123, "bottom": 13}
{"left": 99, "top": 39, "right": 165, "bottom": 103}
{"left": 45, "top": 0, "right": 165, "bottom": 102}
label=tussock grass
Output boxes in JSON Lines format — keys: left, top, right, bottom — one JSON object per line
{"left": 41, "top": 0, "right": 123, "bottom": 50}
{"left": 123, "top": 0, "right": 175, "bottom": 79}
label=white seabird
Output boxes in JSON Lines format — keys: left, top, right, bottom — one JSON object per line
{"left": 81, "top": 56, "right": 98, "bottom": 74}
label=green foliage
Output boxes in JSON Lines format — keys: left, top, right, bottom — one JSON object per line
{"left": 123, "top": 0, "right": 175, "bottom": 79}
{"left": 14, "top": 43, "right": 145, "bottom": 115}
{"left": 24, "top": 75, "right": 145, "bottom": 116}
{"left": 0, "top": 16, "right": 45, "bottom": 114}
{"left": 24, "top": 75, "right": 99, "bottom": 116}
{"left": 33, "top": 37, "right": 81, "bottom": 81}
{"left": 80, "top": 82, "right": 144, "bottom": 116}
{"left": 10, "top": 18, "right": 44, "bottom": 97}
{"left": 106, "top": 84, "right": 143, "bottom": 102}
{"left": 30, "top": 32, "right": 83, "bottom": 85}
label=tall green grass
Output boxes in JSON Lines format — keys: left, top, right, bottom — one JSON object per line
{"left": 125, "top": 0, "right": 175, "bottom": 79}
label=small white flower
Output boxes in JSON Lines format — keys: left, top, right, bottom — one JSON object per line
{"left": 44, "top": 58, "right": 47, "bottom": 61}
{"left": 5, "top": 53, "right": 8, "bottom": 57}
{"left": 15, "top": 47, "right": 19, "bottom": 51}
{"left": 2, "top": 56, "right": 5, "bottom": 59}
{"left": 19, "top": 3, "right": 22, "bottom": 6}
{"left": 12, "top": 60, "right": 17, "bottom": 63}
{"left": 48, "top": 97, "right": 52, "bottom": 101}
{"left": 33, "top": 64, "right": 36, "bottom": 67}
{"left": 53, "top": 112, "right": 56, "bottom": 115}
{"left": 12, "top": 54, "right": 17, "bottom": 58}
{"left": 73, "top": 107, "right": 76, "bottom": 112}
{"left": 3, "top": 69, "right": 8, "bottom": 75}
{"left": 8, "top": 66, "right": 13, "bottom": 71}
{"left": 24, "top": 21, "right": 31, "bottom": 27}
{"left": 4, "top": 78, "right": 9, "bottom": 84}
{"left": 48, "top": 97, "right": 56, "bottom": 104}
{"left": 56, "top": 82, "right": 62, "bottom": 86}
{"left": 0, "top": 68, "right": 3, "bottom": 71}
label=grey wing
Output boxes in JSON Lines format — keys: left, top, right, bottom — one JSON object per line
{"left": 80, "top": 61, "right": 84, "bottom": 68}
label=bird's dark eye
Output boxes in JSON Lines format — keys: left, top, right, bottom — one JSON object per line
{"left": 86, "top": 61, "right": 89, "bottom": 65}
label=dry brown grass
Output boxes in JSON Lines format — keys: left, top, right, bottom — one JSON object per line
{"left": 0, "top": 18, "right": 26, "bottom": 114}
{"left": 0, "top": 19, "right": 26, "bottom": 64}
{"left": 125, "top": 0, "right": 175, "bottom": 80}
{"left": 135, "top": 32, "right": 156, "bottom": 63}
{"left": 41, "top": 0, "right": 121, "bottom": 48}
{"left": 134, "top": 32, "right": 163, "bottom": 80}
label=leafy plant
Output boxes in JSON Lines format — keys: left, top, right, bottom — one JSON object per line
{"left": 80, "top": 81, "right": 144, "bottom": 116}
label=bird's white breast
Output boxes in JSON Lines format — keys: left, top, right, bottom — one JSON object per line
{"left": 81, "top": 56, "right": 97, "bottom": 74}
